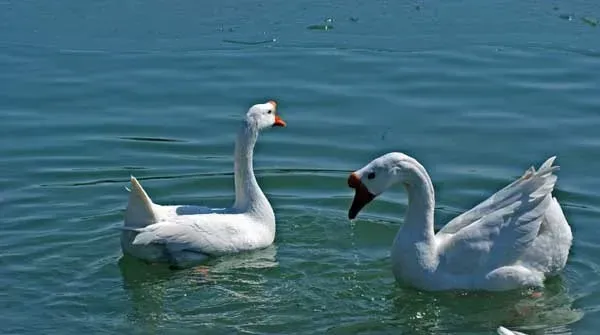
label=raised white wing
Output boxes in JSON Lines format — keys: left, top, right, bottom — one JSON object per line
{"left": 438, "top": 157, "right": 558, "bottom": 274}
{"left": 438, "top": 156, "right": 558, "bottom": 236}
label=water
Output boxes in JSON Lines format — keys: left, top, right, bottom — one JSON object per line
{"left": 1, "top": 0, "right": 600, "bottom": 334}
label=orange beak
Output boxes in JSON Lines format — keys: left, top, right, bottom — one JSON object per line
{"left": 274, "top": 115, "right": 286, "bottom": 127}
{"left": 347, "top": 172, "right": 375, "bottom": 219}
{"left": 267, "top": 100, "right": 286, "bottom": 127}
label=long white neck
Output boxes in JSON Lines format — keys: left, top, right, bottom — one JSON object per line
{"left": 399, "top": 159, "right": 436, "bottom": 243}
{"left": 232, "top": 122, "right": 274, "bottom": 221}
{"left": 390, "top": 157, "right": 438, "bottom": 282}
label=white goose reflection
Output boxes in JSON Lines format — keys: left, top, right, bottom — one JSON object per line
{"left": 117, "top": 245, "right": 279, "bottom": 330}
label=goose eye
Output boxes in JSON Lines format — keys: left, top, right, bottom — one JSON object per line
{"left": 367, "top": 172, "right": 376, "bottom": 180}
{"left": 267, "top": 110, "right": 273, "bottom": 114}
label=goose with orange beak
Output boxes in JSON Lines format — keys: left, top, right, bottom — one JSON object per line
{"left": 346, "top": 152, "right": 572, "bottom": 291}
{"left": 120, "top": 100, "right": 286, "bottom": 267}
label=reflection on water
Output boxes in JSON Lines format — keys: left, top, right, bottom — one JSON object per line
{"left": 209, "top": 245, "right": 279, "bottom": 273}
{"left": 118, "top": 246, "right": 279, "bottom": 330}
{"left": 388, "top": 275, "right": 583, "bottom": 335}
{"left": 118, "top": 255, "right": 176, "bottom": 332}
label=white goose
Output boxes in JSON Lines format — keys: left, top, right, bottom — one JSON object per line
{"left": 347, "top": 152, "right": 572, "bottom": 291}
{"left": 120, "top": 101, "right": 286, "bottom": 266}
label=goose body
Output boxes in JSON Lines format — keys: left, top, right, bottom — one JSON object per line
{"left": 120, "top": 101, "right": 286, "bottom": 266}
{"left": 347, "top": 153, "right": 572, "bottom": 291}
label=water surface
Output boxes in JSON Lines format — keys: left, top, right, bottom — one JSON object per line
{"left": 2, "top": 0, "right": 600, "bottom": 334}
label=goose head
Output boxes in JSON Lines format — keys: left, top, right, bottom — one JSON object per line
{"left": 347, "top": 152, "right": 416, "bottom": 219}
{"left": 245, "top": 100, "right": 286, "bottom": 130}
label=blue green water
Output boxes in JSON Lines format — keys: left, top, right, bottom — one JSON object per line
{"left": 2, "top": 0, "right": 600, "bottom": 334}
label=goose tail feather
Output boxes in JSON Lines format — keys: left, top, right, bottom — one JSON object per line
{"left": 124, "top": 176, "right": 157, "bottom": 229}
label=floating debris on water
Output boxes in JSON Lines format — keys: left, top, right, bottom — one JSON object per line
{"left": 582, "top": 16, "right": 598, "bottom": 27}
{"left": 307, "top": 18, "right": 334, "bottom": 31}
{"left": 349, "top": 17, "right": 359, "bottom": 22}
{"left": 222, "top": 38, "right": 276, "bottom": 45}
{"left": 307, "top": 24, "right": 333, "bottom": 31}
{"left": 216, "top": 26, "right": 237, "bottom": 33}
{"left": 556, "top": 11, "right": 598, "bottom": 27}
{"left": 558, "top": 13, "right": 573, "bottom": 21}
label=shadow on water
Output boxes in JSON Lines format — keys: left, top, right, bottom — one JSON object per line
{"left": 41, "top": 167, "right": 350, "bottom": 188}
{"left": 117, "top": 246, "right": 280, "bottom": 330}
{"left": 118, "top": 136, "right": 186, "bottom": 143}
{"left": 387, "top": 276, "right": 583, "bottom": 334}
